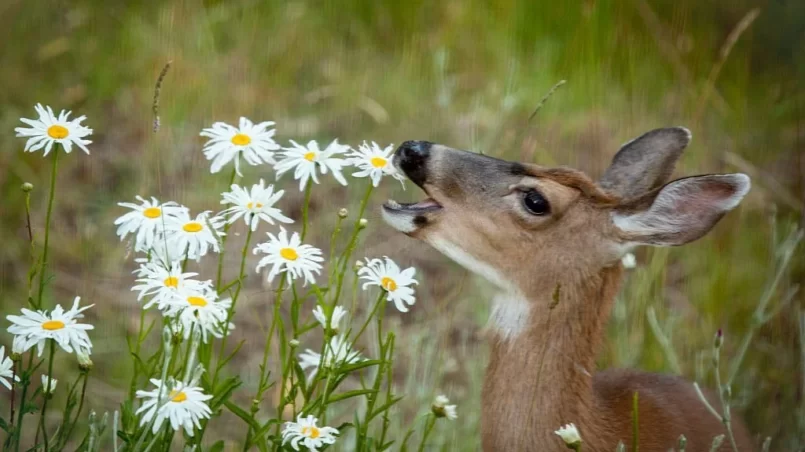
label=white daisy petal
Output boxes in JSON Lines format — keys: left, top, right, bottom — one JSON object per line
{"left": 357, "top": 256, "right": 418, "bottom": 313}
{"left": 163, "top": 286, "right": 234, "bottom": 343}
{"left": 275, "top": 139, "right": 351, "bottom": 191}
{"left": 297, "top": 335, "right": 362, "bottom": 381}
{"left": 135, "top": 378, "right": 212, "bottom": 437}
{"left": 164, "top": 211, "right": 225, "bottom": 261}
{"left": 0, "top": 346, "right": 20, "bottom": 390}
{"left": 6, "top": 297, "right": 94, "bottom": 358}
{"left": 253, "top": 227, "right": 323, "bottom": 286}
{"left": 312, "top": 305, "right": 348, "bottom": 333}
{"left": 200, "top": 117, "right": 279, "bottom": 176}
{"left": 115, "top": 197, "right": 188, "bottom": 253}
{"left": 14, "top": 104, "right": 93, "bottom": 156}
{"left": 282, "top": 414, "right": 339, "bottom": 452}
{"left": 220, "top": 179, "right": 293, "bottom": 232}
{"left": 347, "top": 141, "right": 405, "bottom": 187}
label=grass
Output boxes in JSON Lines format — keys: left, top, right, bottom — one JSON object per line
{"left": 0, "top": 0, "right": 803, "bottom": 449}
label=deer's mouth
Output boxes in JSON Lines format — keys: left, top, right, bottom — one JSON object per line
{"left": 381, "top": 195, "right": 443, "bottom": 234}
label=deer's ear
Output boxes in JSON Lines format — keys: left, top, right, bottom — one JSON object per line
{"left": 612, "top": 174, "right": 750, "bottom": 247}
{"left": 599, "top": 127, "right": 691, "bottom": 199}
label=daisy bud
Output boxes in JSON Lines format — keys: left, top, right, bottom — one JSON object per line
{"left": 353, "top": 260, "right": 365, "bottom": 271}
{"left": 711, "top": 434, "right": 725, "bottom": 449}
{"left": 678, "top": 434, "right": 687, "bottom": 451}
{"left": 554, "top": 423, "right": 582, "bottom": 450}
{"left": 21, "top": 182, "right": 34, "bottom": 193}
{"left": 431, "top": 394, "right": 457, "bottom": 420}
{"left": 77, "top": 348, "right": 93, "bottom": 372}
{"left": 714, "top": 329, "right": 723, "bottom": 349}
{"left": 162, "top": 326, "right": 174, "bottom": 355}
{"left": 289, "top": 339, "right": 300, "bottom": 348}
{"left": 337, "top": 208, "right": 348, "bottom": 219}
{"left": 358, "top": 218, "right": 368, "bottom": 229}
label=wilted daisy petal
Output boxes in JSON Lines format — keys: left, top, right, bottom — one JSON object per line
{"left": 0, "top": 346, "right": 19, "bottom": 390}
{"left": 6, "top": 296, "right": 94, "bottom": 357}
{"left": 275, "top": 139, "right": 350, "bottom": 191}
{"left": 200, "top": 117, "right": 280, "bottom": 176}
{"left": 348, "top": 141, "right": 405, "bottom": 187}
{"left": 555, "top": 423, "right": 582, "bottom": 446}
{"left": 164, "top": 211, "right": 225, "bottom": 261}
{"left": 621, "top": 253, "right": 637, "bottom": 269}
{"left": 115, "top": 196, "right": 188, "bottom": 253}
{"left": 312, "top": 305, "right": 348, "bottom": 332}
{"left": 358, "top": 256, "right": 418, "bottom": 312}
{"left": 15, "top": 104, "right": 93, "bottom": 156}
{"left": 135, "top": 378, "right": 212, "bottom": 437}
{"left": 220, "top": 179, "right": 293, "bottom": 231}
{"left": 41, "top": 375, "right": 58, "bottom": 394}
{"left": 298, "top": 335, "right": 362, "bottom": 381}
{"left": 282, "top": 415, "right": 339, "bottom": 452}
{"left": 253, "top": 227, "right": 323, "bottom": 286}
{"left": 431, "top": 394, "right": 458, "bottom": 420}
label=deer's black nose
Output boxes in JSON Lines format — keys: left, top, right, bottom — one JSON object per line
{"left": 395, "top": 141, "right": 431, "bottom": 186}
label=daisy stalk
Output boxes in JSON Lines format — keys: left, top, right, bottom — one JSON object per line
{"left": 301, "top": 179, "right": 313, "bottom": 240}
{"left": 36, "top": 148, "right": 59, "bottom": 310}
{"left": 215, "top": 167, "right": 239, "bottom": 289}
{"left": 417, "top": 414, "right": 438, "bottom": 452}
{"left": 36, "top": 340, "right": 57, "bottom": 449}
{"left": 131, "top": 327, "right": 174, "bottom": 451}
{"left": 331, "top": 182, "right": 374, "bottom": 307}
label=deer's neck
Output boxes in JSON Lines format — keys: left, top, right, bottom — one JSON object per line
{"left": 481, "top": 265, "right": 623, "bottom": 451}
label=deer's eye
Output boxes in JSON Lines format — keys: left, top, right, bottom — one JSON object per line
{"left": 523, "top": 190, "right": 550, "bottom": 216}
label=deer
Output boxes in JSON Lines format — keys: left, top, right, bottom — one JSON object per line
{"left": 381, "top": 128, "right": 755, "bottom": 451}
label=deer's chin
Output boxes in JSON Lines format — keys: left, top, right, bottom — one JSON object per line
{"left": 381, "top": 198, "right": 442, "bottom": 234}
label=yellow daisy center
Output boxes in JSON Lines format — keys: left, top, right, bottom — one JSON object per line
{"left": 183, "top": 222, "right": 203, "bottom": 233}
{"left": 163, "top": 276, "right": 179, "bottom": 288}
{"left": 280, "top": 247, "right": 299, "bottom": 261}
{"left": 370, "top": 156, "right": 387, "bottom": 168}
{"left": 42, "top": 320, "right": 66, "bottom": 331}
{"left": 47, "top": 125, "right": 69, "bottom": 139}
{"left": 187, "top": 296, "right": 207, "bottom": 307}
{"left": 143, "top": 207, "right": 162, "bottom": 219}
{"left": 231, "top": 133, "right": 251, "bottom": 146}
{"left": 381, "top": 277, "right": 397, "bottom": 292}
{"left": 303, "top": 152, "right": 316, "bottom": 162}
{"left": 169, "top": 390, "right": 188, "bottom": 402}
{"left": 246, "top": 202, "right": 264, "bottom": 209}
{"left": 301, "top": 426, "right": 321, "bottom": 439}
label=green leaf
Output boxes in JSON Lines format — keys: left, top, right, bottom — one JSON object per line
{"left": 209, "top": 440, "right": 225, "bottom": 452}
{"left": 0, "top": 417, "right": 8, "bottom": 433}
{"left": 327, "top": 389, "right": 377, "bottom": 404}
{"left": 369, "top": 395, "right": 404, "bottom": 420}
{"left": 223, "top": 400, "right": 259, "bottom": 431}
{"left": 338, "top": 359, "right": 383, "bottom": 374}
{"left": 210, "top": 376, "right": 242, "bottom": 410}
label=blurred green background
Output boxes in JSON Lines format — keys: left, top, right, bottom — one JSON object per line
{"left": 0, "top": 0, "right": 803, "bottom": 449}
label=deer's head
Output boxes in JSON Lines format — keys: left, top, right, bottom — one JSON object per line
{"left": 382, "top": 128, "right": 750, "bottom": 303}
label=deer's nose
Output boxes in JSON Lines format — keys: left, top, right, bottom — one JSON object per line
{"left": 395, "top": 141, "right": 431, "bottom": 186}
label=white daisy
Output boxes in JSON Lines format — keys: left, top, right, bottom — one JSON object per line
{"left": 358, "top": 257, "right": 418, "bottom": 313}
{"left": 432, "top": 394, "right": 458, "bottom": 420}
{"left": 135, "top": 378, "right": 212, "bottom": 436}
{"left": 220, "top": 179, "right": 293, "bottom": 231}
{"left": 621, "top": 253, "right": 637, "bottom": 269}
{"left": 274, "top": 139, "right": 350, "bottom": 191}
{"left": 281, "top": 415, "right": 339, "bottom": 452}
{"left": 115, "top": 196, "right": 188, "bottom": 253}
{"left": 7, "top": 296, "right": 94, "bottom": 357}
{"left": 348, "top": 141, "right": 405, "bottom": 187}
{"left": 131, "top": 260, "right": 212, "bottom": 311}
{"left": 164, "top": 211, "right": 225, "bottom": 261}
{"left": 298, "top": 335, "right": 362, "bottom": 381}
{"left": 165, "top": 287, "right": 233, "bottom": 343}
{"left": 41, "top": 375, "right": 58, "bottom": 394}
{"left": 135, "top": 239, "right": 189, "bottom": 270}
{"left": 555, "top": 423, "right": 582, "bottom": 447}
{"left": 253, "top": 227, "right": 323, "bottom": 286}
{"left": 11, "top": 335, "right": 27, "bottom": 355}
{"left": 200, "top": 117, "right": 280, "bottom": 176}
{"left": 0, "top": 346, "right": 18, "bottom": 390}
{"left": 15, "top": 103, "right": 93, "bottom": 156}
{"left": 312, "top": 305, "right": 348, "bottom": 332}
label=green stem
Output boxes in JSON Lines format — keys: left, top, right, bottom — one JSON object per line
{"left": 212, "top": 228, "right": 254, "bottom": 386}
{"left": 300, "top": 180, "right": 313, "bottom": 241}
{"left": 36, "top": 148, "right": 60, "bottom": 309}
{"left": 13, "top": 354, "right": 35, "bottom": 452}
{"left": 417, "top": 415, "right": 437, "bottom": 452}
{"left": 713, "top": 346, "right": 739, "bottom": 452}
{"left": 331, "top": 184, "right": 373, "bottom": 307}
{"left": 129, "top": 307, "right": 148, "bottom": 400}
{"left": 631, "top": 391, "right": 639, "bottom": 452}
{"left": 216, "top": 167, "right": 239, "bottom": 289}
{"left": 37, "top": 340, "right": 57, "bottom": 450}
{"left": 62, "top": 372, "right": 89, "bottom": 444}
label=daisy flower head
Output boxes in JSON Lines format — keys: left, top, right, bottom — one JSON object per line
{"left": 253, "top": 227, "right": 323, "bottom": 286}
{"left": 115, "top": 196, "right": 188, "bottom": 253}
{"left": 0, "top": 346, "right": 19, "bottom": 390}
{"left": 621, "top": 252, "right": 637, "bottom": 269}
{"left": 312, "top": 305, "right": 348, "bottom": 333}
{"left": 555, "top": 423, "right": 582, "bottom": 448}
{"left": 15, "top": 103, "right": 92, "bottom": 156}
{"left": 282, "top": 415, "right": 339, "bottom": 452}
{"left": 220, "top": 179, "right": 293, "bottom": 231}
{"left": 165, "top": 287, "right": 233, "bottom": 343}
{"left": 432, "top": 394, "right": 458, "bottom": 420}
{"left": 41, "top": 375, "right": 58, "bottom": 394}
{"left": 7, "top": 296, "right": 94, "bottom": 357}
{"left": 348, "top": 141, "right": 405, "bottom": 187}
{"left": 298, "top": 335, "right": 362, "bottom": 381}
{"left": 131, "top": 260, "right": 211, "bottom": 311}
{"left": 275, "top": 139, "right": 350, "bottom": 191}
{"left": 164, "top": 211, "right": 225, "bottom": 261}
{"left": 136, "top": 378, "right": 212, "bottom": 437}
{"left": 200, "top": 117, "right": 280, "bottom": 176}
{"left": 358, "top": 257, "right": 418, "bottom": 313}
